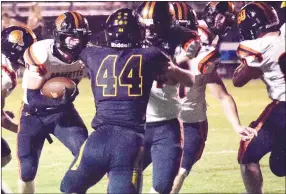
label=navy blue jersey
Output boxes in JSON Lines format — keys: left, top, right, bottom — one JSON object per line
{"left": 80, "top": 46, "right": 168, "bottom": 131}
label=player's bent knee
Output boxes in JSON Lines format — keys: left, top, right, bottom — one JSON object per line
{"left": 1, "top": 154, "right": 12, "bottom": 167}
{"left": 20, "top": 160, "right": 38, "bottom": 182}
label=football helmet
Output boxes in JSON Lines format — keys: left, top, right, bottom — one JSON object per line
{"left": 136, "top": 2, "right": 175, "bottom": 42}
{"left": 1, "top": 25, "right": 37, "bottom": 65}
{"left": 172, "top": 2, "right": 198, "bottom": 31}
{"left": 237, "top": 2, "right": 280, "bottom": 41}
{"left": 202, "top": 2, "right": 236, "bottom": 37}
{"left": 53, "top": 11, "right": 91, "bottom": 63}
{"left": 105, "top": 8, "right": 144, "bottom": 48}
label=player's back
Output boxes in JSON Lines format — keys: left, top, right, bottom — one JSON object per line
{"left": 80, "top": 45, "right": 168, "bottom": 131}
{"left": 237, "top": 24, "right": 286, "bottom": 101}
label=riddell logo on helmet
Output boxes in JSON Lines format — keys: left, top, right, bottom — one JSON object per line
{"left": 111, "top": 42, "right": 131, "bottom": 48}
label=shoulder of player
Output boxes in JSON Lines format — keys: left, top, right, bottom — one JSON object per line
{"left": 23, "top": 39, "right": 50, "bottom": 66}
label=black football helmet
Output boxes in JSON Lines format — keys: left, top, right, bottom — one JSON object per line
{"left": 237, "top": 2, "right": 280, "bottom": 41}
{"left": 136, "top": 2, "right": 175, "bottom": 42}
{"left": 202, "top": 2, "right": 236, "bottom": 37}
{"left": 53, "top": 11, "right": 91, "bottom": 63}
{"left": 172, "top": 2, "right": 198, "bottom": 31}
{"left": 1, "top": 25, "right": 37, "bottom": 65}
{"left": 105, "top": 8, "right": 144, "bottom": 48}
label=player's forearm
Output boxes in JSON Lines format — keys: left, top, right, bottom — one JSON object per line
{"left": 168, "top": 65, "right": 195, "bottom": 87}
{"left": 1, "top": 112, "right": 18, "bottom": 133}
{"left": 220, "top": 94, "right": 241, "bottom": 129}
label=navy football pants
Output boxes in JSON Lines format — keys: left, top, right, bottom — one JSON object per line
{"left": 17, "top": 104, "right": 88, "bottom": 182}
{"left": 60, "top": 124, "right": 144, "bottom": 194}
{"left": 181, "top": 120, "right": 208, "bottom": 172}
{"left": 143, "top": 118, "right": 183, "bottom": 194}
{"left": 239, "top": 101, "right": 286, "bottom": 177}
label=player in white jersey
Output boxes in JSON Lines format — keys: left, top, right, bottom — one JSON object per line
{"left": 1, "top": 25, "right": 37, "bottom": 194}
{"left": 137, "top": 2, "right": 204, "bottom": 193}
{"left": 233, "top": 3, "right": 285, "bottom": 193}
{"left": 17, "top": 12, "right": 90, "bottom": 194}
{"left": 171, "top": 2, "right": 257, "bottom": 193}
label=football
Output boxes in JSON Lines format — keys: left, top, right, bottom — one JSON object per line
{"left": 41, "top": 77, "right": 76, "bottom": 99}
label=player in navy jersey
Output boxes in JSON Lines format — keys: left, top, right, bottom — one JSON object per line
{"left": 60, "top": 8, "right": 195, "bottom": 194}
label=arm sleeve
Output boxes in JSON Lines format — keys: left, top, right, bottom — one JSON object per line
{"left": 236, "top": 43, "right": 263, "bottom": 68}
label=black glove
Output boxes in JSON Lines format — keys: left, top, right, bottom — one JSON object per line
{"left": 60, "top": 86, "right": 79, "bottom": 105}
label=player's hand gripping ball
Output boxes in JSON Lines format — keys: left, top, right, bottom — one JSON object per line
{"left": 41, "top": 77, "right": 76, "bottom": 99}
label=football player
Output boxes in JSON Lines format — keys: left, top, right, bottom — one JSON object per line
{"left": 60, "top": 8, "right": 185, "bottom": 194}
{"left": 1, "top": 25, "right": 37, "bottom": 194}
{"left": 171, "top": 2, "right": 257, "bottom": 193}
{"left": 233, "top": 3, "right": 285, "bottom": 193}
{"left": 17, "top": 12, "right": 90, "bottom": 193}
{"left": 136, "top": 2, "right": 202, "bottom": 193}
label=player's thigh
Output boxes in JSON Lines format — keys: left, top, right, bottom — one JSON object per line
{"left": 61, "top": 130, "right": 108, "bottom": 193}
{"left": 149, "top": 119, "right": 182, "bottom": 192}
{"left": 108, "top": 126, "right": 144, "bottom": 193}
{"left": 17, "top": 110, "right": 46, "bottom": 159}
{"left": 238, "top": 123, "right": 273, "bottom": 164}
{"left": 181, "top": 120, "right": 208, "bottom": 171}
{"left": 1, "top": 138, "right": 11, "bottom": 167}
{"left": 54, "top": 109, "right": 88, "bottom": 155}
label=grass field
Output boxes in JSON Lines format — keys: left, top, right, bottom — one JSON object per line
{"left": 2, "top": 78, "right": 285, "bottom": 193}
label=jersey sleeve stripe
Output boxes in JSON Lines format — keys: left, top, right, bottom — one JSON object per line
{"left": 182, "top": 3, "right": 188, "bottom": 19}
{"left": 198, "top": 49, "right": 220, "bottom": 74}
{"left": 237, "top": 44, "right": 263, "bottom": 62}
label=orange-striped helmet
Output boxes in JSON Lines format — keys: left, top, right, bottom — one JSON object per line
{"left": 136, "top": 2, "right": 175, "bottom": 41}
{"left": 1, "top": 25, "right": 37, "bottom": 65}
{"left": 202, "top": 2, "right": 236, "bottom": 37}
{"left": 54, "top": 11, "right": 91, "bottom": 62}
{"left": 172, "top": 2, "right": 198, "bottom": 31}
{"left": 237, "top": 2, "right": 279, "bottom": 41}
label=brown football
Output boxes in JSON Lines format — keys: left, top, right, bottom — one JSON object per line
{"left": 41, "top": 77, "right": 76, "bottom": 99}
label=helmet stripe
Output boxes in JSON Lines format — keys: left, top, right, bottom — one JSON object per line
{"left": 253, "top": 3, "right": 272, "bottom": 23}
{"left": 182, "top": 3, "right": 188, "bottom": 20}
{"left": 17, "top": 25, "right": 37, "bottom": 42}
{"left": 142, "top": 2, "right": 151, "bottom": 19}
{"left": 228, "top": 2, "right": 235, "bottom": 13}
{"left": 75, "top": 12, "right": 83, "bottom": 27}
{"left": 175, "top": 3, "right": 183, "bottom": 20}
{"left": 70, "top": 12, "right": 79, "bottom": 28}
{"left": 148, "top": 2, "right": 156, "bottom": 19}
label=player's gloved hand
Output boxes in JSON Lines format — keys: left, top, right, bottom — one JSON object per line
{"left": 234, "top": 125, "right": 258, "bottom": 141}
{"left": 4, "top": 111, "right": 15, "bottom": 119}
{"left": 60, "top": 86, "right": 79, "bottom": 104}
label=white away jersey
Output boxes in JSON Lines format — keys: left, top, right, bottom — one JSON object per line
{"left": 1, "top": 54, "right": 17, "bottom": 97}
{"left": 237, "top": 24, "right": 286, "bottom": 101}
{"left": 22, "top": 39, "right": 87, "bottom": 103}
{"left": 146, "top": 82, "right": 181, "bottom": 122}
{"left": 180, "top": 46, "right": 220, "bottom": 123}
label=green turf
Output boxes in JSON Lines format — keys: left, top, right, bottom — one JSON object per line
{"left": 2, "top": 79, "right": 285, "bottom": 193}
